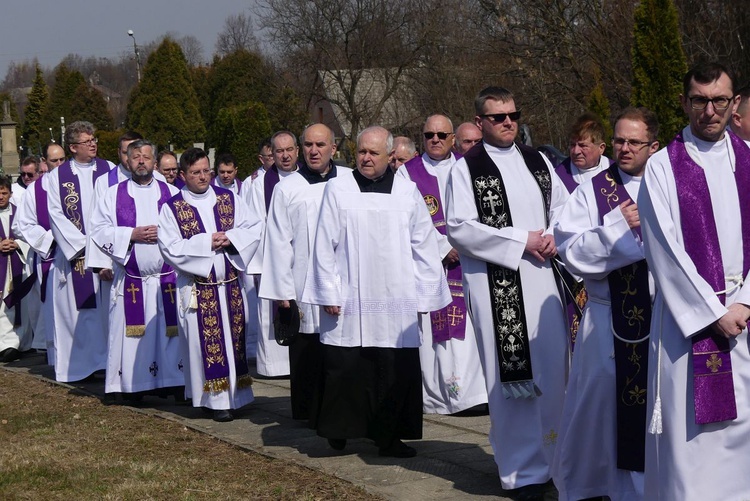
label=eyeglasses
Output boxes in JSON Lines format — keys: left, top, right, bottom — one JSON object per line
{"left": 423, "top": 132, "right": 453, "bottom": 140}
{"left": 612, "top": 138, "right": 652, "bottom": 149}
{"left": 19, "top": 172, "right": 36, "bottom": 178}
{"left": 185, "top": 168, "right": 212, "bottom": 178}
{"left": 688, "top": 96, "right": 733, "bottom": 111}
{"left": 480, "top": 111, "right": 521, "bottom": 123}
{"left": 72, "top": 138, "right": 98, "bottom": 146}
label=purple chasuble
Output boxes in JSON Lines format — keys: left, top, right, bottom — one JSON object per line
{"left": 108, "top": 166, "right": 120, "bottom": 187}
{"left": 667, "top": 131, "right": 750, "bottom": 424}
{"left": 404, "top": 156, "right": 466, "bottom": 342}
{"left": 592, "top": 165, "right": 651, "bottom": 471}
{"left": 167, "top": 186, "right": 251, "bottom": 394}
{"left": 173, "top": 177, "right": 186, "bottom": 189}
{"left": 115, "top": 180, "right": 177, "bottom": 337}
{"left": 57, "top": 159, "right": 108, "bottom": 309}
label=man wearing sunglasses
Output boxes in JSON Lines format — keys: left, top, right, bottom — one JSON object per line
{"left": 446, "top": 86, "right": 570, "bottom": 497}
{"left": 397, "top": 114, "right": 488, "bottom": 416}
{"left": 638, "top": 62, "right": 750, "bottom": 500}
{"left": 10, "top": 156, "right": 41, "bottom": 205}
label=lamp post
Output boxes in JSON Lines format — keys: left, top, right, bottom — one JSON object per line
{"left": 127, "top": 29, "right": 142, "bottom": 83}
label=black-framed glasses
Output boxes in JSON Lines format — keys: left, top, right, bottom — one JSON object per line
{"left": 72, "top": 138, "right": 98, "bottom": 146}
{"left": 688, "top": 96, "right": 732, "bottom": 111}
{"left": 423, "top": 132, "right": 453, "bottom": 140}
{"left": 480, "top": 111, "right": 522, "bottom": 123}
{"left": 612, "top": 138, "right": 652, "bottom": 150}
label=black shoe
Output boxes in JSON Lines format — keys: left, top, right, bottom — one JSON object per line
{"left": 378, "top": 439, "right": 416, "bottom": 458}
{"left": 0, "top": 348, "right": 21, "bottom": 363}
{"left": 212, "top": 410, "right": 233, "bottom": 422}
{"left": 327, "top": 438, "right": 346, "bottom": 451}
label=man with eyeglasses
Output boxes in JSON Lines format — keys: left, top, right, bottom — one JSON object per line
{"left": 44, "top": 121, "right": 114, "bottom": 383}
{"left": 11, "top": 156, "right": 41, "bottom": 206}
{"left": 157, "top": 150, "right": 183, "bottom": 188}
{"left": 12, "top": 142, "right": 66, "bottom": 365}
{"left": 552, "top": 107, "right": 660, "bottom": 500}
{"left": 158, "top": 147, "right": 263, "bottom": 422}
{"left": 446, "top": 86, "right": 569, "bottom": 497}
{"left": 454, "top": 122, "right": 483, "bottom": 155}
{"left": 245, "top": 130, "right": 300, "bottom": 378}
{"left": 389, "top": 136, "right": 418, "bottom": 172}
{"left": 397, "top": 114, "right": 488, "bottom": 416}
{"left": 555, "top": 113, "right": 612, "bottom": 194}
{"left": 637, "top": 62, "right": 750, "bottom": 499}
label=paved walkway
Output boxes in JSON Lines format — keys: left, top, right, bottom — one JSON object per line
{"left": 1, "top": 353, "right": 555, "bottom": 500}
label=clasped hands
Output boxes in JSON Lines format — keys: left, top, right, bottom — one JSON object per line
{"left": 131, "top": 225, "right": 158, "bottom": 245}
{"left": 0, "top": 238, "right": 18, "bottom": 253}
{"left": 712, "top": 303, "right": 750, "bottom": 339}
{"left": 525, "top": 230, "right": 556, "bottom": 262}
{"left": 211, "top": 231, "right": 232, "bottom": 251}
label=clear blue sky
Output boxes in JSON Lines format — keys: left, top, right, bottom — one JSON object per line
{"left": 0, "top": 0, "right": 261, "bottom": 79}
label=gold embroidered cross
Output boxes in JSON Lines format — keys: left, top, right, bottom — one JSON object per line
{"left": 448, "top": 306, "right": 464, "bottom": 326}
{"left": 74, "top": 258, "right": 86, "bottom": 277}
{"left": 432, "top": 311, "right": 447, "bottom": 330}
{"left": 543, "top": 428, "right": 558, "bottom": 446}
{"left": 164, "top": 284, "right": 176, "bottom": 304}
{"left": 706, "top": 353, "right": 722, "bottom": 373}
{"left": 126, "top": 283, "right": 140, "bottom": 304}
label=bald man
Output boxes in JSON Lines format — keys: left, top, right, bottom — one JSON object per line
{"left": 454, "top": 122, "right": 482, "bottom": 154}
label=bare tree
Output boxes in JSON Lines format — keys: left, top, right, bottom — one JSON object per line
{"left": 215, "top": 12, "right": 259, "bottom": 57}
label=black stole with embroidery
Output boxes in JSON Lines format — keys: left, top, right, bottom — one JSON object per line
{"left": 464, "top": 143, "right": 552, "bottom": 398}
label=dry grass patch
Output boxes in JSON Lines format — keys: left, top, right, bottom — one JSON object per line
{"left": 0, "top": 370, "right": 379, "bottom": 500}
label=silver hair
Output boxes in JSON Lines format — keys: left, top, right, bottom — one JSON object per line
{"left": 64, "top": 121, "right": 95, "bottom": 146}
{"left": 392, "top": 136, "right": 417, "bottom": 156}
{"left": 357, "top": 126, "right": 393, "bottom": 153}
{"left": 126, "top": 139, "right": 157, "bottom": 157}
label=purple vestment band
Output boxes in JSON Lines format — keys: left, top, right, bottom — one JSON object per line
{"left": 263, "top": 166, "right": 280, "bottom": 213}
{"left": 554, "top": 158, "right": 579, "bottom": 194}
{"left": 404, "top": 156, "right": 466, "bottom": 342}
{"left": 167, "top": 186, "right": 251, "bottom": 393}
{"left": 115, "top": 180, "right": 175, "bottom": 337}
{"left": 668, "top": 131, "right": 750, "bottom": 424}
{"left": 57, "top": 159, "right": 107, "bottom": 310}
{"left": 34, "top": 179, "right": 55, "bottom": 302}
{"left": 108, "top": 166, "right": 120, "bottom": 187}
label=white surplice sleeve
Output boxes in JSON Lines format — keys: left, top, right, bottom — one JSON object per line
{"left": 302, "top": 182, "right": 341, "bottom": 307}
{"left": 244, "top": 175, "right": 267, "bottom": 274}
{"left": 259, "top": 187, "right": 295, "bottom": 301}
{"left": 223, "top": 191, "right": 262, "bottom": 272}
{"left": 639, "top": 155, "right": 727, "bottom": 338}
{"left": 446, "top": 158, "right": 527, "bottom": 269}
{"left": 407, "top": 184, "right": 452, "bottom": 312}
{"left": 554, "top": 182, "right": 644, "bottom": 280}
{"left": 157, "top": 203, "right": 214, "bottom": 278}
{"left": 13, "top": 179, "right": 55, "bottom": 258}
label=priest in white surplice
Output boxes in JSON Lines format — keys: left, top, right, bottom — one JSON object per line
{"left": 90, "top": 139, "right": 184, "bottom": 398}
{"left": 46, "top": 121, "right": 113, "bottom": 382}
{"left": 158, "top": 147, "right": 263, "bottom": 423}
{"left": 302, "top": 126, "right": 451, "bottom": 458}
{"left": 552, "top": 108, "right": 660, "bottom": 501}
{"left": 245, "top": 131, "right": 299, "bottom": 377}
{"left": 639, "top": 62, "right": 750, "bottom": 501}
{"left": 397, "top": 114, "right": 487, "bottom": 415}
{"left": 259, "top": 124, "right": 350, "bottom": 421}
{"left": 12, "top": 143, "right": 65, "bottom": 365}
{"left": 446, "top": 86, "right": 569, "bottom": 494}
{"left": 554, "top": 113, "right": 612, "bottom": 193}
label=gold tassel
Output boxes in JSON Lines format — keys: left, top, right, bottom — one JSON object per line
{"left": 125, "top": 325, "right": 146, "bottom": 337}
{"left": 237, "top": 374, "right": 254, "bottom": 389}
{"left": 203, "top": 377, "right": 229, "bottom": 394}
{"left": 165, "top": 326, "right": 178, "bottom": 338}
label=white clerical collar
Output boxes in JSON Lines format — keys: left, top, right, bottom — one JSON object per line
{"left": 131, "top": 177, "right": 155, "bottom": 189}
{"left": 483, "top": 141, "right": 517, "bottom": 156}
{"left": 186, "top": 187, "right": 211, "bottom": 200}
{"left": 422, "top": 152, "right": 456, "bottom": 168}
{"left": 0, "top": 205, "right": 10, "bottom": 214}
{"left": 683, "top": 126, "right": 735, "bottom": 172}
{"left": 72, "top": 158, "right": 96, "bottom": 168}
{"left": 279, "top": 168, "right": 297, "bottom": 178}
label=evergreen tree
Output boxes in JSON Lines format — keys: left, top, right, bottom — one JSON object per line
{"left": 587, "top": 79, "right": 613, "bottom": 156}
{"left": 22, "top": 65, "right": 48, "bottom": 149}
{"left": 44, "top": 64, "right": 86, "bottom": 137}
{"left": 631, "top": 0, "right": 687, "bottom": 145}
{"left": 212, "top": 101, "right": 273, "bottom": 179}
{"left": 126, "top": 38, "right": 206, "bottom": 149}
{"left": 69, "top": 82, "right": 113, "bottom": 131}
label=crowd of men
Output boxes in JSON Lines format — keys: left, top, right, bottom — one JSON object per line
{"left": 0, "top": 60, "right": 748, "bottom": 500}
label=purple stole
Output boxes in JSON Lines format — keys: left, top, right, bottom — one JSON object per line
{"left": 667, "top": 131, "right": 750, "bottom": 424}
{"left": 404, "top": 156, "right": 466, "bottom": 342}
{"left": 0, "top": 205, "right": 27, "bottom": 325}
{"left": 173, "top": 177, "right": 186, "bottom": 189}
{"left": 33, "top": 179, "right": 55, "bottom": 302}
{"left": 263, "top": 166, "right": 280, "bottom": 213}
{"left": 554, "top": 158, "right": 580, "bottom": 194}
{"left": 464, "top": 143, "right": 552, "bottom": 398}
{"left": 115, "top": 180, "right": 177, "bottom": 337}
{"left": 592, "top": 166, "right": 651, "bottom": 471}
{"left": 167, "top": 187, "right": 251, "bottom": 393}
{"left": 57, "top": 159, "right": 108, "bottom": 309}
{"left": 108, "top": 166, "right": 121, "bottom": 187}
